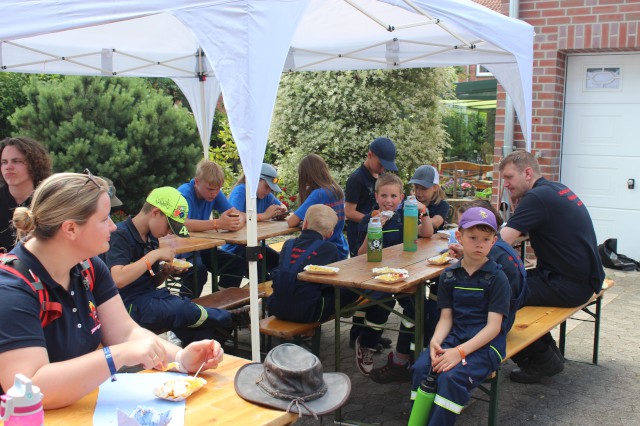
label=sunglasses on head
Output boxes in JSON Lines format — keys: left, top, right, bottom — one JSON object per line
{"left": 82, "top": 168, "right": 113, "bottom": 198}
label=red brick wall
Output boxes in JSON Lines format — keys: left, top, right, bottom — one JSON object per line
{"left": 493, "top": 0, "right": 640, "bottom": 190}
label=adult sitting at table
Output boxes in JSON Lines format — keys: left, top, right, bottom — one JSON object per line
{"left": 105, "top": 186, "right": 250, "bottom": 347}
{"left": 499, "top": 150, "right": 604, "bottom": 383}
{"left": 225, "top": 163, "right": 287, "bottom": 281}
{"left": 0, "top": 173, "right": 224, "bottom": 407}
{"left": 0, "top": 136, "right": 52, "bottom": 253}
{"left": 177, "top": 159, "right": 248, "bottom": 295}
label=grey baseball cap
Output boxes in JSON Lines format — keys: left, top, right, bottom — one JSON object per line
{"left": 260, "top": 163, "right": 282, "bottom": 193}
{"left": 408, "top": 165, "right": 439, "bottom": 189}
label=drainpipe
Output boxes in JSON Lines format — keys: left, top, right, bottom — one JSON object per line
{"left": 502, "top": 0, "right": 520, "bottom": 156}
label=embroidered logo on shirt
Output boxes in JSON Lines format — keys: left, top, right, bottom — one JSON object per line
{"left": 88, "top": 301, "right": 101, "bottom": 334}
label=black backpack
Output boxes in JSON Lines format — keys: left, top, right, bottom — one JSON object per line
{"left": 598, "top": 238, "right": 640, "bottom": 271}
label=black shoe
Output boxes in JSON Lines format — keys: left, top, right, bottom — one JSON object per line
{"left": 228, "top": 305, "right": 251, "bottom": 328}
{"left": 510, "top": 347, "right": 564, "bottom": 384}
{"left": 369, "top": 353, "right": 412, "bottom": 384}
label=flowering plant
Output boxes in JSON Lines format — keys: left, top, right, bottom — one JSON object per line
{"left": 461, "top": 182, "right": 472, "bottom": 190}
{"left": 276, "top": 186, "right": 298, "bottom": 211}
{"left": 110, "top": 209, "right": 128, "bottom": 224}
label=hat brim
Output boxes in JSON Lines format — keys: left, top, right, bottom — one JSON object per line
{"left": 460, "top": 220, "right": 497, "bottom": 232}
{"left": 408, "top": 178, "right": 435, "bottom": 189}
{"left": 167, "top": 217, "right": 189, "bottom": 238}
{"left": 378, "top": 157, "right": 398, "bottom": 172}
{"left": 110, "top": 194, "right": 123, "bottom": 208}
{"left": 261, "top": 176, "right": 282, "bottom": 193}
{"left": 234, "top": 363, "right": 351, "bottom": 416}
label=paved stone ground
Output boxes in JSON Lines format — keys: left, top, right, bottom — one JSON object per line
{"left": 229, "top": 268, "right": 639, "bottom": 425}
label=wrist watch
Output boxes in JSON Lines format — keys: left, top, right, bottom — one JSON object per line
{"left": 420, "top": 211, "right": 430, "bottom": 218}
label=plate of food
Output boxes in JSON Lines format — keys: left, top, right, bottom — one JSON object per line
{"left": 374, "top": 272, "right": 409, "bottom": 284}
{"left": 427, "top": 253, "right": 455, "bottom": 265}
{"left": 371, "top": 267, "right": 409, "bottom": 275}
{"left": 154, "top": 376, "right": 207, "bottom": 402}
{"left": 303, "top": 264, "right": 340, "bottom": 275}
{"left": 161, "top": 258, "right": 193, "bottom": 269}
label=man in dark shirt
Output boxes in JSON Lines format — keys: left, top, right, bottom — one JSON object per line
{"left": 0, "top": 137, "right": 51, "bottom": 252}
{"left": 499, "top": 150, "right": 605, "bottom": 383}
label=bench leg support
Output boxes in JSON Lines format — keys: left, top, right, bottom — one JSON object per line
{"left": 488, "top": 368, "right": 500, "bottom": 426}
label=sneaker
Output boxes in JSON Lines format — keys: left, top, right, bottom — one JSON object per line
{"left": 369, "top": 353, "right": 412, "bottom": 384}
{"left": 228, "top": 305, "right": 251, "bottom": 328}
{"left": 349, "top": 336, "right": 392, "bottom": 352}
{"left": 355, "top": 336, "right": 375, "bottom": 376}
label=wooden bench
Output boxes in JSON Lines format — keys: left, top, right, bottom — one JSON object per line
{"left": 479, "top": 279, "right": 615, "bottom": 425}
{"left": 259, "top": 316, "right": 324, "bottom": 355}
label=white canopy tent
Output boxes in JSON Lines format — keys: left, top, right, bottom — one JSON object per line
{"left": 0, "top": 0, "right": 534, "bottom": 361}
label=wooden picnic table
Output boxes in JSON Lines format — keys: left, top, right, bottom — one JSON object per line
{"left": 190, "top": 219, "right": 300, "bottom": 245}
{"left": 44, "top": 354, "right": 296, "bottom": 426}
{"left": 298, "top": 236, "right": 450, "bottom": 362}
{"left": 159, "top": 235, "right": 225, "bottom": 254}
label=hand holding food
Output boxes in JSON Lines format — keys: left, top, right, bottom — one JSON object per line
{"left": 154, "top": 376, "right": 207, "bottom": 401}
{"left": 427, "top": 252, "right": 453, "bottom": 265}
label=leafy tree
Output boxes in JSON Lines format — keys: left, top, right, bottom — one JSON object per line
{"left": 10, "top": 76, "right": 201, "bottom": 211}
{"left": 0, "top": 73, "right": 30, "bottom": 138}
{"left": 268, "top": 68, "right": 455, "bottom": 194}
{"left": 443, "top": 107, "right": 491, "bottom": 163}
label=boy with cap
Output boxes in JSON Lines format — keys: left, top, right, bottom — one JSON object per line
{"left": 411, "top": 207, "right": 511, "bottom": 425}
{"left": 225, "top": 163, "right": 287, "bottom": 280}
{"left": 268, "top": 204, "right": 359, "bottom": 323}
{"left": 105, "top": 187, "right": 249, "bottom": 346}
{"left": 345, "top": 137, "right": 397, "bottom": 349}
{"left": 177, "top": 159, "right": 248, "bottom": 294}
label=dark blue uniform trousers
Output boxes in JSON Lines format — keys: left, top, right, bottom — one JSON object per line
{"left": 412, "top": 338, "right": 501, "bottom": 425}
{"left": 128, "top": 288, "right": 232, "bottom": 345}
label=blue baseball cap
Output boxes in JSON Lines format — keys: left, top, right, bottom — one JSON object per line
{"left": 459, "top": 207, "right": 497, "bottom": 232}
{"left": 369, "top": 137, "right": 398, "bottom": 172}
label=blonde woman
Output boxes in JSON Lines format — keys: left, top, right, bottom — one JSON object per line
{"left": 0, "top": 173, "right": 223, "bottom": 408}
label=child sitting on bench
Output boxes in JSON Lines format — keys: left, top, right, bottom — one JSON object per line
{"left": 411, "top": 207, "right": 511, "bottom": 425}
{"left": 268, "top": 204, "right": 359, "bottom": 323}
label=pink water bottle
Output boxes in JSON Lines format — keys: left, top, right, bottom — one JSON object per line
{"left": 0, "top": 374, "right": 44, "bottom": 426}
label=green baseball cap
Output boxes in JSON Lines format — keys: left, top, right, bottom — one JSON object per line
{"left": 146, "top": 187, "right": 190, "bottom": 238}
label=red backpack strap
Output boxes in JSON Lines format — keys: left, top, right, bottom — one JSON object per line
{"left": 0, "top": 256, "right": 62, "bottom": 327}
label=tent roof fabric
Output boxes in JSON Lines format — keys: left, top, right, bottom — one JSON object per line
{"left": 0, "top": 0, "right": 534, "bottom": 361}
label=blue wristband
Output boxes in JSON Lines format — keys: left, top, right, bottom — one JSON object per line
{"left": 103, "top": 346, "right": 117, "bottom": 382}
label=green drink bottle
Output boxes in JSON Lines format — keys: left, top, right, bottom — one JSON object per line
{"left": 408, "top": 369, "right": 438, "bottom": 426}
{"left": 367, "top": 216, "right": 383, "bottom": 262}
{"left": 403, "top": 195, "right": 419, "bottom": 252}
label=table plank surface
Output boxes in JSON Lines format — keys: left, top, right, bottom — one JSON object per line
{"left": 159, "top": 235, "right": 225, "bottom": 254}
{"left": 44, "top": 355, "right": 296, "bottom": 426}
{"left": 298, "top": 237, "right": 450, "bottom": 289}
{"left": 191, "top": 220, "right": 300, "bottom": 245}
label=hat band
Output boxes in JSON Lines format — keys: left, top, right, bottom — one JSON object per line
{"left": 255, "top": 373, "right": 327, "bottom": 404}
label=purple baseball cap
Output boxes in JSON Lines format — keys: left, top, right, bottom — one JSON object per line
{"left": 459, "top": 207, "right": 497, "bottom": 232}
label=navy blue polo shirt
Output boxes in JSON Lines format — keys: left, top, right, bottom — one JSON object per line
{"left": 0, "top": 185, "right": 31, "bottom": 252}
{"left": 105, "top": 217, "right": 160, "bottom": 305}
{"left": 489, "top": 236, "right": 525, "bottom": 299}
{"left": 505, "top": 177, "right": 604, "bottom": 293}
{"left": 427, "top": 199, "right": 451, "bottom": 230}
{"left": 438, "top": 259, "right": 511, "bottom": 356}
{"left": 345, "top": 164, "right": 378, "bottom": 255}
{"left": 357, "top": 210, "right": 404, "bottom": 251}
{"left": 0, "top": 244, "right": 118, "bottom": 363}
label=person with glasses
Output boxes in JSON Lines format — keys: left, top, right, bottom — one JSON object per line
{"left": 0, "top": 137, "right": 52, "bottom": 252}
{"left": 225, "top": 163, "right": 287, "bottom": 281}
{"left": 177, "top": 159, "right": 248, "bottom": 295}
{"left": 0, "top": 173, "right": 224, "bottom": 407}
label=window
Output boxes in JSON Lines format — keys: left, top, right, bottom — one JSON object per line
{"left": 475, "top": 65, "right": 492, "bottom": 77}
{"left": 585, "top": 66, "right": 621, "bottom": 90}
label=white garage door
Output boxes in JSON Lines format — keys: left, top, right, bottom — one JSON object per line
{"left": 562, "top": 53, "right": 640, "bottom": 260}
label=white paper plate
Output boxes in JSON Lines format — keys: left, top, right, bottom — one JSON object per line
{"left": 374, "top": 273, "right": 409, "bottom": 284}
{"left": 304, "top": 265, "right": 340, "bottom": 275}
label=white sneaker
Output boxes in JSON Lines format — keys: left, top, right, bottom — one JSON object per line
{"left": 355, "top": 336, "right": 375, "bottom": 376}
{"left": 167, "top": 331, "right": 182, "bottom": 347}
